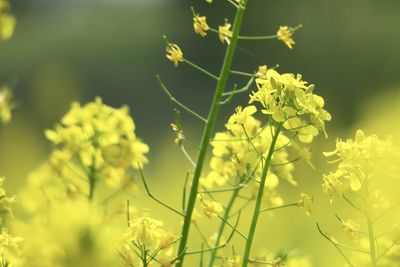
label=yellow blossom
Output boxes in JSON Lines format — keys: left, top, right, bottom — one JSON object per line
{"left": 0, "top": 0, "right": 16, "bottom": 41}
{"left": 171, "top": 123, "right": 184, "bottom": 145}
{"left": 193, "top": 13, "right": 209, "bottom": 37}
{"left": 0, "top": 228, "right": 22, "bottom": 266}
{"left": 121, "top": 212, "right": 176, "bottom": 266}
{"left": 226, "top": 255, "right": 241, "bottom": 267}
{"left": 45, "top": 98, "right": 149, "bottom": 197}
{"left": 219, "top": 21, "right": 232, "bottom": 43}
{"left": 166, "top": 43, "right": 183, "bottom": 67}
{"left": 341, "top": 218, "right": 360, "bottom": 242}
{"left": 323, "top": 129, "right": 393, "bottom": 195}
{"left": 250, "top": 68, "right": 331, "bottom": 143}
{"left": 297, "top": 193, "right": 313, "bottom": 216}
{"left": 0, "top": 86, "right": 13, "bottom": 124}
{"left": 277, "top": 26, "right": 295, "bottom": 49}
{"left": 0, "top": 176, "right": 15, "bottom": 221}
{"left": 199, "top": 194, "right": 223, "bottom": 218}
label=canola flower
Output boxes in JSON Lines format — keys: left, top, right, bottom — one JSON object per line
{"left": 0, "top": 0, "right": 16, "bottom": 41}
{"left": 250, "top": 65, "right": 331, "bottom": 143}
{"left": 277, "top": 26, "right": 295, "bottom": 49}
{"left": 219, "top": 20, "right": 232, "bottom": 44}
{"left": 14, "top": 199, "right": 119, "bottom": 267}
{"left": 319, "top": 129, "right": 400, "bottom": 267}
{"left": 0, "top": 177, "right": 22, "bottom": 267}
{"left": 45, "top": 98, "right": 149, "bottom": 199}
{"left": 0, "top": 86, "right": 13, "bottom": 125}
{"left": 166, "top": 43, "right": 183, "bottom": 67}
{"left": 322, "top": 129, "right": 394, "bottom": 200}
{"left": 120, "top": 212, "right": 176, "bottom": 267}
{"left": 193, "top": 12, "right": 209, "bottom": 37}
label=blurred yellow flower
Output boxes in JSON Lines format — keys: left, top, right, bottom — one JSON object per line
{"left": 45, "top": 97, "right": 149, "bottom": 198}
{"left": 0, "top": 0, "right": 16, "bottom": 41}
{"left": 199, "top": 194, "right": 223, "bottom": 218}
{"left": 0, "top": 86, "right": 13, "bottom": 124}
{"left": 297, "top": 193, "right": 313, "bottom": 216}
{"left": 226, "top": 255, "right": 241, "bottom": 267}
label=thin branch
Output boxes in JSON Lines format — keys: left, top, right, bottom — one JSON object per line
{"left": 183, "top": 59, "right": 219, "bottom": 81}
{"left": 260, "top": 203, "right": 298, "bottom": 213}
{"left": 198, "top": 184, "right": 246, "bottom": 194}
{"left": 222, "top": 76, "right": 255, "bottom": 96}
{"left": 217, "top": 211, "right": 247, "bottom": 240}
{"left": 138, "top": 164, "right": 185, "bottom": 216}
{"left": 230, "top": 70, "right": 255, "bottom": 77}
{"left": 180, "top": 145, "right": 196, "bottom": 167}
{"left": 316, "top": 223, "right": 356, "bottom": 267}
{"left": 157, "top": 75, "right": 208, "bottom": 123}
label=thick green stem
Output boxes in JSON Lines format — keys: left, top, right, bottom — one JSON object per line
{"left": 242, "top": 124, "right": 282, "bottom": 267}
{"left": 175, "top": 4, "right": 247, "bottom": 267}
{"left": 367, "top": 215, "right": 377, "bottom": 267}
{"left": 88, "top": 164, "right": 96, "bottom": 201}
{"left": 206, "top": 187, "right": 240, "bottom": 267}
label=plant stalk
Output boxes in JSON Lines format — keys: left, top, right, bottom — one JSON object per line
{"left": 242, "top": 124, "right": 282, "bottom": 267}
{"left": 175, "top": 4, "right": 247, "bottom": 267}
{"left": 206, "top": 187, "right": 240, "bottom": 267}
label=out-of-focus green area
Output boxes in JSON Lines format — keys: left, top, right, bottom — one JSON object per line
{"left": 1, "top": 0, "right": 400, "bottom": 266}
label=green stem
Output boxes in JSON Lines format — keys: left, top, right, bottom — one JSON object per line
{"left": 88, "top": 164, "right": 96, "bottom": 201}
{"left": 207, "top": 188, "right": 240, "bottom": 267}
{"left": 241, "top": 124, "right": 282, "bottom": 267}
{"left": 175, "top": 4, "right": 247, "bottom": 267}
{"left": 367, "top": 215, "right": 377, "bottom": 267}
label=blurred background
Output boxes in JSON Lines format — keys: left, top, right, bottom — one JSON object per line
{"left": 1, "top": 0, "right": 400, "bottom": 266}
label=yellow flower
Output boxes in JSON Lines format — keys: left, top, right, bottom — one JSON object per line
{"left": 250, "top": 68, "right": 331, "bottom": 143}
{"left": 171, "top": 123, "right": 184, "bottom": 145}
{"left": 297, "top": 193, "right": 313, "bottom": 216}
{"left": 0, "top": 176, "right": 15, "bottom": 220}
{"left": 277, "top": 26, "right": 295, "bottom": 49}
{"left": 193, "top": 13, "right": 209, "bottom": 37}
{"left": 0, "top": 86, "right": 13, "bottom": 124}
{"left": 0, "top": 0, "right": 16, "bottom": 41}
{"left": 199, "top": 194, "right": 223, "bottom": 218}
{"left": 45, "top": 98, "right": 149, "bottom": 197}
{"left": 166, "top": 43, "right": 183, "bottom": 67}
{"left": 323, "top": 129, "right": 393, "bottom": 196}
{"left": 0, "top": 228, "right": 22, "bottom": 266}
{"left": 121, "top": 212, "right": 176, "bottom": 266}
{"left": 226, "top": 255, "right": 241, "bottom": 267}
{"left": 219, "top": 21, "right": 232, "bottom": 43}
{"left": 341, "top": 218, "right": 360, "bottom": 242}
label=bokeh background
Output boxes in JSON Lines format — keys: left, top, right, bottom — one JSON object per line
{"left": 1, "top": 0, "right": 400, "bottom": 266}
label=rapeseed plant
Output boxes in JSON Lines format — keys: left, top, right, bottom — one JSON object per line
{"left": 0, "top": 1, "right": 398, "bottom": 267}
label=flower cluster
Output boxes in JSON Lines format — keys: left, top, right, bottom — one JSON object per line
{"left": 204, "top": 105, "right": 296, "bottom": 205}
{"left": 15, "top": 199, "right": 119, "bottom": 267}
{"left": 0, "top": 177, "right": 15, "bottom": 221}
{"left": 45, "top": 98, "right": 149, "bottom": 196}
{"left": 0, "top": 177, "right": 22, "bottom": 267}
{"left": 120, "top": 212, "right": 176, "bottom": 266}
{"left": 322, "top": 129, "right": 395, "bottom": 201}
{"left": 250, "top": 66, "right": 331, "bottom": 143}
{"left": 0, "top": 0, "right": 16, "bottom": 41}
